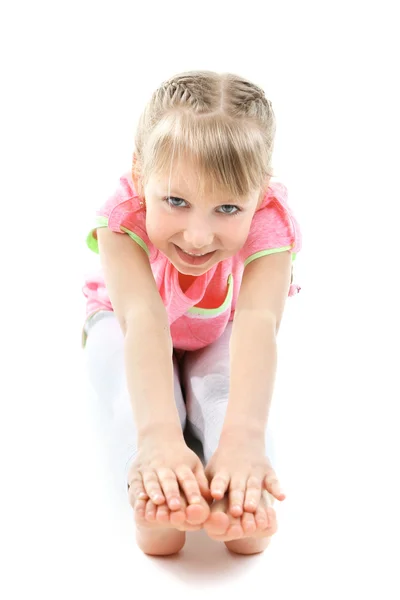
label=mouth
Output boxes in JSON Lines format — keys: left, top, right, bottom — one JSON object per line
{"left": 173, "top": 244, "right": 216, "bottom": 266}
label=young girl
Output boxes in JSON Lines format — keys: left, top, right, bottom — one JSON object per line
{"left": 82, "top": 70, "right": 302, "bottom": 557}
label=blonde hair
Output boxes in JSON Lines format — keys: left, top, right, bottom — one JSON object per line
{"left": 132, "top": 70, "right": 276, "bottom": 201}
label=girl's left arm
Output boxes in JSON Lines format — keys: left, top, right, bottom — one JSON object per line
{"left": 221, "top": 250, "right": 293, "bottom": 441}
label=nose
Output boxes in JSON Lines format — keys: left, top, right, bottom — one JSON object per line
{"left": 183, "top": 217, "right": 214, "bottom": 249}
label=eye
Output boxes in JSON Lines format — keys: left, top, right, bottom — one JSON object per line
{"left": 217, "top": 205, "right": 241, "bottom": 215}
{"left": 164, "top": 196, "right": 188, "bottom": 208}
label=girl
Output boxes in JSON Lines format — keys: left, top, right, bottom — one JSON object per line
{"left": 82, "top": 70, "right": 302, "bottom": 557}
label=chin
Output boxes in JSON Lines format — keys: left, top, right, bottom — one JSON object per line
{"left": 173, "top": 261, "right": 213, "bottom": 276}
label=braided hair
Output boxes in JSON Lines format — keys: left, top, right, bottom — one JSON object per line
{"left": 133, "top": 70, "right": 276, "bottom": 200}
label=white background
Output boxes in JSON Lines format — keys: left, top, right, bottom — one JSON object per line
{"left": 1, "top": 0, "right": 399, "bottom": 598}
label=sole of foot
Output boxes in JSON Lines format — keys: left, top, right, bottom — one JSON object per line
{"left": 204, "top": 490, "right": 278, "bottom": 555}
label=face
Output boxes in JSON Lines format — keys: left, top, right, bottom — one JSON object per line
{"left": 141, "top": 159, "right": 266, "bottom": 276}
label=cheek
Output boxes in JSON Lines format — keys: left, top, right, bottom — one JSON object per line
{"left": 222, "top": 218, "right": 252, "bottom": 249}
{"left": 146, "top": 208, "right": 178, "bottom": 246}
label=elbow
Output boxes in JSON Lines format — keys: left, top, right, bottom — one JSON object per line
{"left": 122, "top": 305, "right": 172, "bottom": 342}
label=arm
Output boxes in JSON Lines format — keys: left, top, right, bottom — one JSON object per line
{"left": 97, "top": 227, "right": 184, "bottom": 443}
{"left": 220, "top": 250, "right": 292, "bottom": 442}
{"left": 204, "top": 250, "right": 292, "bottom": 509}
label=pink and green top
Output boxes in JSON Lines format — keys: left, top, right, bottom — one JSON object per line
{"left": 82, "top": 172, "right": 302, "bottom": 351}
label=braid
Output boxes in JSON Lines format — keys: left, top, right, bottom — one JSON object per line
{"left": 134, "top": 70, "right": 276, "bottom": 197}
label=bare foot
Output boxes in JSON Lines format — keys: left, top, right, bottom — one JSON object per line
{"left": 131, "top": 489, "right": 211, "bottom": 556}
{"left": 204, "top": 490, "right": 278, "bottom": 554}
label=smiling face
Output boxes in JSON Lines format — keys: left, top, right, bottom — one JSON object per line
{"left": 141, "top": 158, "right": 267, "bottom": 276}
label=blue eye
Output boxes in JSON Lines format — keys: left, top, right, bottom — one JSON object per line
{"left": 217, "top": 205, "right": 240, "bottom": 215}
{"left": 165, "top": 196, "right": 187, "bottom": 208}
{"left": 164, "top": 197, "right": 241, "bottom": 215}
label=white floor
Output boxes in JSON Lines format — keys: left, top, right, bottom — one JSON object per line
{"left": 2, "top": 1, "right": 399, "bottom": 598}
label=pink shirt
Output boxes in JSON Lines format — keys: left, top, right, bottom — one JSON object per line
{"left": 82, "top": 172, "right": 302, "bottom": 351}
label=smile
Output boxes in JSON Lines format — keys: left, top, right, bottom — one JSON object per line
{"left": 173, "top": 244, "right": 216, "bottom": 266}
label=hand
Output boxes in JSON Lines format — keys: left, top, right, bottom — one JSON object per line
{"left": 127, "top": 434, "right": 212, "bottom": 513}
{"left": 205, "top": 433, "right": 286, "bottom": 517}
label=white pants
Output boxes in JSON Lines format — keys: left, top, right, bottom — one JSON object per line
{"left": 84, "top": 311, "right": 276, "bottom": 496}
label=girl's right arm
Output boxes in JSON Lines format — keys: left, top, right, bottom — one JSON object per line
{"left": 96, "top": 227, "right": 211, "bottom": 511}
{"left": 96, "top": 227, "right": 183, "bottom": 443}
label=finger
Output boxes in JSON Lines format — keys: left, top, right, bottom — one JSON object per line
{"left": 194, "top": 465, "right": 213, "bottom": 503}
{"left": 228, "top": 475, "right": 247, "bottom": 517}
{"left": 210, "top": 471, "right": 230, "bottom": 500}
{"left": 127, "top": 472, "right": 149, "bottom": 502}
{"left": 263, "top": 472, "right": 286, "bottom": 501}
{"left": 175, "top": 466, "right": 203, "bottom": 505}
{"left": 141, "top": 470, "right": 166, "bottom": 505}
{"left": 156, "top": 467, "right": 182, "bottom": 511}
{"left": 243, "top": 475, "right": 263, "bottom": 513}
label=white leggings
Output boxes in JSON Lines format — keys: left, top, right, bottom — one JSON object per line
{"left": 84, "top": 311, "right": 276, "bottom": 496}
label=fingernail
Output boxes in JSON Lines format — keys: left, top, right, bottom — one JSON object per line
{"left": 191, "top": 496, "right": 201, "bottom": 504}
{"left": 138, "top": 492, "right": 147, "bottom": 499}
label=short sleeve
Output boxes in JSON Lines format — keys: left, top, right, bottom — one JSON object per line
{"left": 239, "top": 181, "right": 302, "bottom": 295}
{"left": 240, "top": 181, "right": 302, "bottom": 262}
{"left": 86, "top": 172, "right": 158, "bottom": 262}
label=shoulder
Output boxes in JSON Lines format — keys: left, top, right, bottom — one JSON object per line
{"left": 99, "top": 171, "right": 142, "bottom": 220}
{"left": 239, "top": 180, "right": 302, "bottom": 262}
{"left": 90, "top": 172, "right": 158, "bottom": 261}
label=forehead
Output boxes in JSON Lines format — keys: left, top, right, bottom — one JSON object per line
{"left": 150, "top": 158, "right": 259, "bottom": 203}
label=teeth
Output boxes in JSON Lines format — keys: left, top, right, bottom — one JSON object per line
{"left": 182, "top": 250, "right": 208, "bottom": 256}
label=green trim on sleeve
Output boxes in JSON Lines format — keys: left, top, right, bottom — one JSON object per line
{"left": 188, "top": 274, "right": 233, "bottom": 317}
{"left": 244, "top": 246, "right": 294, "bottom": 267}
{"left": 86, "top": 216, "right": 108, "bottom": 254}
{"left": 121, "top": 227, "right": 150, "bottom": 257}
{"left": 85, "top": 216, "right": 150, "bottom": 257}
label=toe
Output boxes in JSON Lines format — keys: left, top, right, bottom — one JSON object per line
{"left": 266, "top": 507, "right": 278, "bottom": 534}
{"left": 186, "top": 498, "right": 211, "bottom": 525}
{"left": 133, "top": 498, "right": 147, "bottom": 527}
{"left": 241, "top": 511, "right": 257, "bottom": 536}
{"left": 170, "top": 509, "right": 186, "bottom": 528}
{"left": 145, "top": 500, "right": 157, "bottom": 524}
{"left": 225, "top": 522, "right": 244, "bottom": 541}
{"left": 169, "top": 492, "right": 204, "bottom": 531}
{"left": 155, "top": 503, "right": 171, "bottom": 526}
{"left": 205, "top": 513, "right": 230, "bottom": 537}
{"left": 204, "top": 500, "right": 230, "bottom": 536}
{"left": 255, "top": 504, "right": 269, "bottom": 532}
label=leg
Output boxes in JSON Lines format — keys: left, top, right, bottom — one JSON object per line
{"left": 181, "top": 322, "right": 276, "bottom": 467}
{"left": 84, "top": 311, "right": 188, "bottom": 555}
{"left": 84, "top": 311, "right": 187, "bottom": 493}
{"left": 181, "top": 321, "right": 278, "bottom": 554}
